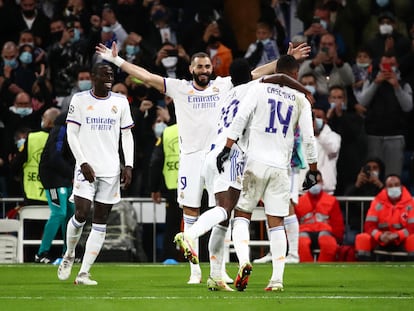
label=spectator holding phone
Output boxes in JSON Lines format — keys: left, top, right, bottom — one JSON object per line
{"left": 298, "top": 32, "right": 354, "bottom": 96}
{"left": 359, "top": 52, "right": 413, "bottom": 177}
{"left": 154, "top": 42, "right": 191, "bottom": 79}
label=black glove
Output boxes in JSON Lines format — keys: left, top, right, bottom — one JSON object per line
{"left": 302, "top": 170, "right": 318, "bottom": 191}
{"left": 216, "top": 146, "right": 231, "bottom": 173}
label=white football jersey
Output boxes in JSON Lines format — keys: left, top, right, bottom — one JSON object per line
{"left": 228, "top": 82, "right": 317, "bottom": 169}
{"left": 164, "top": 76, "right": 233, "bottom": 154}
{"left": 66, "top": 90, "right": 134, "bottom": 177}
{"left": 214, "top": 80, "right": 257, "bottom": 152}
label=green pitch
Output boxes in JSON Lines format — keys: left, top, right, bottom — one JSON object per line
{"left": 0, "top": 263, "right": 412, "bottom": 311}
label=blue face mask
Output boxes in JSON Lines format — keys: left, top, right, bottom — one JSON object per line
{"left": 102, "top": 26, "right": 112, "bottom": 33}
{"left": 78, "top": 80, "right": 92, "bottom": 91}
{"left": 71, "top": 28, "right": 81, "bottom": 43}
{"left": 125, "top": 44, "right": 139, "bottom": 56}
{"left": 376, "top": 0, "right": 389, "bottom": 7}
{"left": 260, "top": 38, "right": 271, "bottom": 45}
{"left": 19, "top": 51, "right": 32, "bottom": 64}
{"left": 309, "top": 183, "right": 322, "bottom": 195}
{"left": 315, "top": 117, "right": 324, "bottom": 131}
{"left": 15, "top": 107, "right": 33, "bottom": 116}
{"left": 320, "top": 20, "right": 328, "bottom": 30}
{"left": 16, "top": 138, "right": 26, "bottom": 149}
{"left": 3, "top": 58, "right": 18, "bottom": 69}
{"left": 154, "top": 122, "right": 167, "bottom": 137}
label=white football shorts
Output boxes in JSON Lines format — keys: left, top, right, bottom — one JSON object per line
{"left": 236, "top": 159, "right": 290, "bottom": 217}
{"left": 72, "top": 167, "right": 121, "bottom": 204}
{"left": 177, "top": 151, "right": 215, "bottom": 208}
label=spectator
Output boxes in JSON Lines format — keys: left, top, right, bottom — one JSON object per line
{"left": 344, "top": 157, "right": 385, "bottom": 245}
{"left": 14, "top": 43, "right": 44, "bottom": 95}
{"left": 366, "top": 11, "right": 411, "bottom": 62}
{"left": 295, "top": 170, "right": 344, "bottom": 262}
{"left": 205, "top": 24, "right": 233, "bottom": 77}
{"left": 359, "top": 51, "right": 413, "bottom": 177}
{"left": 18, "top": 29, "right": 47, "bottom": 68}
{"left": 0, "top": 41, "right": 24, "bottom": 105}
{"left": 35, "top": 111, "right": 75, "bottom": 263}
{"left": 60, "top": 66, "right": 91, "bottom": 112}
{"left": 12, "top": 0, "right": 51, "bottom": 49}
{"left": 327, "top": 85, "right": 367, "bottom": 195}
{"left": 153, "top": 42, "right": 191, "bottom": 79}
{"left": 299, "top": 72, "right": 330, "bottom": 113}
{"left": 311, "top": 103, "right": 341, "bottom": 194}
{"left": 244, "top": 20, "right": 280, "bottom": 70}
{"left": 10, "top": 107, "right": 60, "bottom": 205}
{"left": 47, "top": 18, "right": 91, "bottom": 100}
{"left": 351, "top": 47, "right": 374, "bottom": 106}
{"left": 298, "top": 32, "right": 354, "bottom": 95}
{"left": 355, "top": 174, "right": 414, "bottom": 260}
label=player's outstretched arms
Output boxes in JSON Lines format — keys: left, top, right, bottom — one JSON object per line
{"left": 96, "top": 42, "right": 164, "bottom": 92}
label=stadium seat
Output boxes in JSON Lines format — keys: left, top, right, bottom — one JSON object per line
{"left": 0, "top": 219, "right": 20, "bottom": 263}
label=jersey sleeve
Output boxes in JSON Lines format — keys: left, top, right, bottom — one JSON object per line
{"left": 120, "top": 98, "right": 134, "bottom": 129}
{"left": 66, "top": 94, "right": 81, "bottom": 125}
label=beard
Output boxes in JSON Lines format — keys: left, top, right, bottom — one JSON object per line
{"left": 192, "top": 71, "right": 212, "bottom": 87}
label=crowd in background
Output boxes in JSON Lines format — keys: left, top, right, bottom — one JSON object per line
{"left": 1, "top": 0, "right": 414, "bottom": 207}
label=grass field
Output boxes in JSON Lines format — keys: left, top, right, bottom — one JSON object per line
{"left": 0, "top": 262, "right": 413, "bottom": 311}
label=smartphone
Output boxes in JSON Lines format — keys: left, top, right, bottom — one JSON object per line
{"left": 362, "top": 165, "right": 371, "bottom": 176}
{"left": 312, "top": 16, "right": 321, "bottom": 24}
{"left": 382, "top": 63, "right": 392, "bottom": 72}
{"left": 167, "top": 49, "right": 178, "bottom": 57}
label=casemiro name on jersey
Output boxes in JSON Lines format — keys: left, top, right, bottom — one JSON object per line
{"left": 266, "top": 86, "right": 296, "bottom": 101}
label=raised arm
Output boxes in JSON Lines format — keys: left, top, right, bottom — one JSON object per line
{"left": 96, "top": 42, "right": 165, "bottom": 93}
{"left": 251, "top": 42, "right": 311, "bottom": 80}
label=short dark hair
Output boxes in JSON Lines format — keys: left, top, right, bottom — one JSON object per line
{"left": 229, "top": 58, "right": 252, "bottom": 86}
{"left": 275, "top": 55, "right": 299, "bottom": 75}
{"left": 190, "top": 52, "right": 209, "bottom": 64}
{"left": 91, "top": 62, "right": 110, "bottom": 76}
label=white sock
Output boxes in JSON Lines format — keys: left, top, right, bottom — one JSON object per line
{"left": 208, "top": 225, "right": 227, "bottom": 279}
{"left": 186, "top": 206, "right": 227, "bottom": 240}
{"left": 269, "top": 226, "right": 287, "bottom": 283}
{"left": 79, "top": 223, "right": 106, "bottom": 275}
{"left": 183, "top": 214, "right": 201, "bottom": 276}
{"left": 232, "top": 217, "right": 250, "bottom": 267}
{"left": 284, "top": 215, "right": 299, "bottom": 257}
{"left": 64, "top": 216, "right": 85, "bottom": 258}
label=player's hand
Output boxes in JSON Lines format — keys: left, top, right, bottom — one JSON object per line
{"left": 121, "top": 166, "right": 132, "bottom": 189}
{"left": 287, "top": 42, "right": 310, "bottom": 60}
{"left": 80, "top": 162, "right": 95, "bottom": 183}
{"left": 216, "top": 146, "right": 231, "bottom": 173}
{"left": 96, "top": 42, "right": 123, "bottom": 66}
{"left": 302, "top": 170, "right": 318, "bottom": 190}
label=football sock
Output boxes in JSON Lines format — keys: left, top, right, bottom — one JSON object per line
{"left": 284, "top": 215, "right": 299, "bottom": 257}
{"left": 208, "top": 224, "right": 227, "bottom": 279}
{"left": 79, "top": 223, "right": 106, "bottom": 274}
{"left": 269, "top": 226, "right": 287, "bottom": 283}
{"left": 232, "top": 217, "right": 250, "bottom": 267}
{"left": 64, "top": 216, "right": 85, "bottom": 258}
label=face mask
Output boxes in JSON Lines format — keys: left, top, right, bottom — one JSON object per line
{"left": 356, "top": 62, "right": 370, "bottom": 68}
{"left": 154, "top": 122, "right": 167, "bottom": 137}
{"left": 376, "top": 0, "right": 389, "bottom": 7}
{"left": 260, "top": 38, "right": 271, "bottom": 45}
{"left": 379, "top": 24, "right": 393, "bottom": 35}
{"left": 371, "top": 170, "right": 379, "bottom": 178}
{"left": 304, "top": 85, "right": 316, "bottom": 95}
{"left": 78, "top": 80, "right": 92, "bottom": 91}
{"left": 3, "top": 58, "right": 18, "bottom": 69}
{"left": 151, "top": 9, "right": 167, "bottom": 22}
{"left": 71, "top": 28, "right": 80, "bottom": 43}
{"left": 126, "top": 44, "right": 139, "bottom": 56}
{"left": 13, "top": 107, "right": 33, "bottom": 116}
{"left": 16, "top": 138, "right": 25, "bottom": 149}
{"left": 19, "top": 51, "right": 32, "bottom": 64}
{"left": 309, "top": 183, "right": 322, "bottom": 195}
{"left": 320, "top": 20, "right": 328, "bottom": 30}
{"left": 161, "top": 56, "right": 178, "bottom": 68}
{"left": 102, "top": 26, "right": 112, "bottom": 33}
{"left": 40, "top": 120, "right": 45, "bottom": 129}
{"left": 51, "top": 31, "right": 63, "bottom": 42}
{"left": 19, "top": 42, "right": 34, "bottom": 48}
{"left": 391, "top": 66, "right": 398, "bottom": 73}
{"left": 315, "top": 117, "right": 324, "bottom": 131}
{"left": 22, "top": 9, "right": 35, "bottom": 18}
{"left": 387, "top": 186, "right": 401, "bottom": 199}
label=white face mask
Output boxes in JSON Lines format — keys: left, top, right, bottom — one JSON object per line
{"left": 154, "top": 122, "right": 167, "bottom": 137}
{"left": 315, "top": 117, "right": 324, "bottom": 131}
{"left": 387, "top": 186, "right": 401, "bottom": 199}
{"left": 356, "top": 62, "right": 370, "bottom": 68}
{"left": 304, "top": 85, "right": 316, "bottom": 95}
{"left": 379, "top": 24, "right": 393, "bottom": 35}
{"left": 161, "top": 56, "right": 178, "bottom": 68}
{"left": 309, "top": 183, "right": 322, "bottom": 195}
